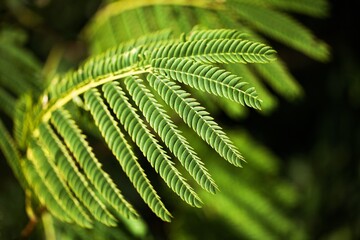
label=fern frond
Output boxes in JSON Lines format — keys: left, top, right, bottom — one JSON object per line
{"left": 147, "top": 73, "right": 245, "bottom": 167}
{"left": 214, "top": 25, "right": 303, "bottom": 101}
{"left": 48, "top": 46, "right": 144, "bottom": 100}
{"left": 230, "top": 1, "right": 329, "bottom": 61}
{"left": 14, "top": 94, "right": 33, "bottom": 149}
{"left": 21, "top": 160, "right": 73, "bottom": 224}
{"left": 102, "top": 81, "right": 202, "bottom": 207}
{"left": 150, "top": 38, "right": 276, "bottom": 64}
{"left": 50, "top": 108, "right": 138, "bottom": 218}
{"left": 188, "top": 29, "right": 248, "bottom": 41}
{"left": 83, "top": 88, "right": 172, "bottom": 221}
{"left": 124, "top": 76, "right": 218, "bottom": 193}
{"left": 27, "top": 140, "right": 93, "bottom": 228}
{"left": 37, "top": 123, "right": 117, "bottom": 226}
{"left": 225, "top": 63, "right": 278, "bottom": 113}
{"left": 42, "top": 30, "right": 275, "bottom": 121}
{"left": 151, "top": 58, "right": 262, "bottom": 109}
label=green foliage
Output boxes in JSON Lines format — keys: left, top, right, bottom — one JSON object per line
{"left": 0, "top": 0, "right": 333, "bottom": 239}
{"left": 1, "top": 25, "right": 277, "bottom": 227}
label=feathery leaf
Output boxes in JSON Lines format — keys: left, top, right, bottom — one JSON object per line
{"left": 151, "top": 57, "right": 262, "bottom": 109}
{"left": 84, "top": 88, "right": 172, "bottom": 221}
{"left": 37, "top": 123, "right": 117, "bottom": 226}
{"left": 50, "top": 108, "right": 138, "bottom": 218}
{"left": 151, "top": 38, "right": 276, "bottom": 64}
{"left": 147, "top": 73, "right": 245, "bottom": 167}
{"left": 125, "top": 76, "right": 218, "bottom": 193}
{"left": 102, "top": 81, "right": 202, "bottom": 207}
{"left": 27, "top": 140, "right": 93, "bottom": 228}
{"left": 21, "top": 159, "right": 73, "bottom": 224}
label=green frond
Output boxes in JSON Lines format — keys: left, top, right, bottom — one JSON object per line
{"left": 188, "top": 29, "right": 248, "bottom": 41}
{"left": 0, "top": 119, "right": 27, "bottom": 187}
{"left": 0, "top": 87, "right": 15, "bottom": 117}
{"left": 13, "top": 94, "right": 33, "bottom": 149}
{"left": 83, "top": 88, "right": 172, "bottom": 222}
{"left": 102, "top": 81, "right": 202, "bottom": 207}
{"left": 27, "top": 140, "right": 93, "bottom": 228}
{"left": 150, "top": 38, "right": 276, "bottom": 64}
{"left": 50, "top": 108, "right": 138, "bottom": 218}
{"left": 151, "top": 57, "right": 262, "bottom": 109}
{"left": 213, "top": 25, "right": 303, "bottom": 101}
{"left": 37, "top": 123, "right": 118, "bottom": 226}
{"left": 42, "top": 30, "right": 274, "bottom": 121}
{"left": 49, "top": 46, "right": 144, "bottom": 99}
{"left": 124, "top": 76, "right": 218, "bottom": 193}
{"left": 230, "top": 1, "right": 330, "bottom": 61}
{"left": 147, "top": 73, "right": 245, "bottom": 167}
{"left": 225, "top": 63, "right": 278, "bottom": 113}
{"left": 21, "top": 160, "right": 73, "bottom": 224}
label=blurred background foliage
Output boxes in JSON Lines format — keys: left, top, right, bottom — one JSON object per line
{"left": 0, "top": 0, "right": 359, "bottom": 239}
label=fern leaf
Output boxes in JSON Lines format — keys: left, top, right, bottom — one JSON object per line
{"left": 124, "top": 76, "right": 218, "bottom": 194}
{"left": 27, "top": 140, "right": 93, "bottom": 228}
{"left": 50, "top": 108, "right": 138, "bottom": 218}
{"left": 188, "top": 29, "right": 248, "bottom": 41}
{"left": 37, "top": 123, "right": 118, "bottom": 226}
{"left": 225, "top": 63, "right": 278, "bottom": 113}
{"left": 102, "top": 81, "right": 202, "bottom": 207}
{"left": 21, "top": 160, "right": 73, "bottom": 224}
{"left": 49, "top": 46, "right": 144, "bottom": 99}
{"left": 220, "top": 25, "right": 304, "bottom": 100}
{"left": 231, "top": 1, "right": 329, "bottom": 61}
{"left": 13, "top": 94, "right": 33, "bottom": 149}
{"left": 147, "top": 73, "right": 245, "bottom": 167}
{"left": 151, "top": 38, "right": 276, "bottom": 64}
{"left": 83, "top": 88, "right": 172, "bottom": 221}
{"left": 151, "top": 57, "right": 262, "bottom": 109}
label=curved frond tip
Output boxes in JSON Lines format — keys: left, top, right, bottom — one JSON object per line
{"left": 151, "top": 57, "right": 263, "bottom": 110}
